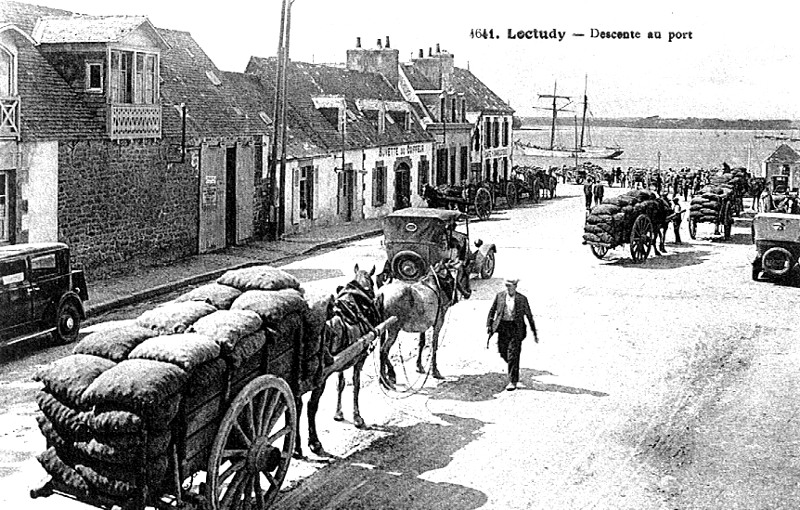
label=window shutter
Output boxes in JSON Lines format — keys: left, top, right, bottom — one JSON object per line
{"left": 337, "top": 171, "right": 343, "bottom": 215}
{"left": 372, "top": 167, "right": 379, "bottom": 207}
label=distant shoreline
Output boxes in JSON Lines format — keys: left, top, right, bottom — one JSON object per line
{"left": 516, "top": 117, "right": 796, "bottom": 131}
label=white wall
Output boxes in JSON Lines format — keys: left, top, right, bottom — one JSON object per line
{"left": 23, "top": 141, "right": 58, "bottom": 243}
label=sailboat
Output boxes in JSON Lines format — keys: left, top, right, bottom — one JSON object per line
{"left": 515, "top": 77, "right": 624, "bottom": 160}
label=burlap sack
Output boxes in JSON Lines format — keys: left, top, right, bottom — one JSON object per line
{"left": 128, "top": 333, "right": 220, "bottom": 372}
{"left": 231, "top": 288, "right": 308, "bottom": 327}
{"left": 136, "top": 301, "right": 217, "bottom": 335}
{"left": 37, "top": 447, "right": 90, "bottom": 495}
{"left": 34, "top": 354, "right": 118, "bottom": 409}
{"left": 72, "top": 324, "right": 158, "bottom": 362}
{"left": 226, "top": 331, "right": 266, "bottom": 370}
{"left": 173, "top": 283, "right": 242, "bottom": 310}
{"left": 217, "top": 265, "right": 300, "bottom": 292}
{"left": 36, "top": 391, "right": 94, "bottom": 440}
{"left": 76, "top": 431, "right": 172, "bottom": 465}
{"left": 592, "top": 204, "right": 620, "bottom": 215}
{"left": 184, "top": 357, "right": 228, "bottom": 404}
{"left": 188, "top": 310, "right": 263, "bottom": 353}
{"left": 82, "top": 359, "right": 187, "bottom": 412}
{"left": 75, "top": 455, "right": 169, "bottom": 499}
{"left": 89, "top": 409, "right": 144, "bottom": 435}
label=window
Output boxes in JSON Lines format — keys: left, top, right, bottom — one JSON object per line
{"left": 86, "top": 62, "right": 103, "bottom": 91}
{"left": 451, "top": 98, "right": 457, "bottom": 123}
{"left": 502, "top": 157, "right": 508, "bottom": 181}
{"left": 436, "top": 148, "right": 448, "bottom": 185}
{"left": 110, "top": 50, "right": 157, "bottom": 104}
{"left": 502, "top": 118, "right": 509, "bottom": 147}
{"left": 492, "top": 158, "right": 498, "bottom": 182}
{"left": 440, "top": 96, "right": 446, "bottom": 123}
{"left": 461, "top": 99, "right": 467, "bottom": 123}
{"left": 460, "top": 146, "right": 468, "bottom": 181}
{"left": 493, "top": 119, "right": 500, "bottom": 148}
{"left": 484, "top": 118, "right": 491, "bottom": 148}
{"left": 473, "top": 127, "right": 480, "bottom": 151}
{"left": 484, "top": 160, "right": 491, "bottom": 181}
{"left": 449, "top": 150, "right": 456, "bottom": 184}
{"left": 372, "top": 162, "right": 387, "bottom": 206}
{"left": 30, "top": 254, "right": 57, "bottom": 280}
{"left": 0, "top": 46, "right": 13, "bottom": 96}
{"left": 782, "top": 165, "right": 791, "bottom": 176}
{"left": 299, "top": 165, "right": 314, "bottom": 220}
{"left": 0, "top": 172, "right": 8, "bottom": 242}
{"left": 417, "top": 156, "right": 429, "bottom": 194}
{"left": 0, "top": 259, "right": 25, "bottom": 286}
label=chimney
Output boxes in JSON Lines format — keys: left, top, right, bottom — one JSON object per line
{"left": 428, "top": 47, "right": 433, "bottom": 57}
{"left": 356, "top": 37, "right": 361, "bottom": 48}
{"left": 377, "top": 38, "right": 382, "bottom": 49}
{"left": 419, "top": 49, "right": 424, "bottom": 58}
{"left": 436, "top": 43, "right": 440, "bottom": 53}
{"left": 385, "top": 36, "right": 391, "bottom": 49}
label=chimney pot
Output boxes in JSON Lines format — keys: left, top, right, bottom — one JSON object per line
{"left": 377, "top": 38, "right": 382, "bottom": 49}
{"left": 436, "top": 43, "right": 440, "bottom": 53}
{"left": 419, "top": 49, "right": 423, "bottom": 58}
{"left": 356, "top": 37, "right": 361, "bottom": 48}
{"left": 428, "top": 47, "right": 433, "bottom": 57}
{"left": 385, "top": 36, "right": 390, "bottom": 48}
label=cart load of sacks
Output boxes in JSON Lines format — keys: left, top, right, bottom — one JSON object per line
{"left": 583, "top": 190, "right": 667, "bottom": 246}
{"left": 32, "top": 266, "right": 332, "bottom": 504}
{"left": 689, "top": 169, "right": 748, "bottom": 223}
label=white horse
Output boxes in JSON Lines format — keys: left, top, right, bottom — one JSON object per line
{"left": 376, "top": 262, "right": 471, "bottom": 389}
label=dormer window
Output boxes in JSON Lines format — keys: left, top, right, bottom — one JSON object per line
{"left": 0, "top": 45, "right": 14, "bottom": 96}
{"left": 110, "top": 50, "right": 158, "bottom": 104}
{"left": 86, "top": 62, "right": 103, "bottom": 92}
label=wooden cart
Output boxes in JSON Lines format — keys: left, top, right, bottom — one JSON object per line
{"left": 688, "top": 194, "right": 735, "bottom": 241}
{"left": 422, "top": 183, "right": 493, "bottom": 220}
{"left": 31, "top": 315, "right": 397, "bottom": 510}
{"left": 584, "top": 213, "right": 657, "bottom": 263}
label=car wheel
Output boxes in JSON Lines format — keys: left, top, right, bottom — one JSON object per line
{"left": 52, "top": 301, "right": 81, "bottom": 345}
{"left": 391, "top": 251, "right": 427, "bottom": 282}
{"left": 480, "top": 251, "right": 495, "bottom": 279}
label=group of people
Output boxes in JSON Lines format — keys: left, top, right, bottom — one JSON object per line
{"left": 582, "top": 178, "right": 605, "bottom": 209}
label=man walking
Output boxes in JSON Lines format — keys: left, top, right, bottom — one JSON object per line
{"left": 486, "top": 278, "right": 538, "bottom": 391}
{"left": 584, "top": 178, "right": 594, "bottom": 210}
{"left": 671, "top": 196, "right": 684, "bottom": 243}
{"left": 593, "top": 180, "right": 605, "bottom": 206}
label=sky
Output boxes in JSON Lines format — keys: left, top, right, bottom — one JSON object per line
{"left": 14, "top": 0, "right": 800, "bottom": 120}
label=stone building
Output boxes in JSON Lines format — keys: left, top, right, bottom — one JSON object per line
{"left": 0, "top": 1, "right": 271, "bottom": 274}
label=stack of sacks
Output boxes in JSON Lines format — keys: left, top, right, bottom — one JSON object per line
{"left": 583, "top": 190, "right": 661, "bottom": 246}
{"left": 33, "top": 304, "right": 266, "bottom": 501}
{"left": 221, "top": 265, "right": 308, "bottom": 332}
{"left": 172, "top": 282, "right": 242, "bottom": 310}
{"left": 689, "top": 171, "right": 745, "bottom": 223}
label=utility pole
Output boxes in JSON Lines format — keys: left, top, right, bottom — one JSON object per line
{"left": 269, "top": 0, "right": 293, "bottom": 240}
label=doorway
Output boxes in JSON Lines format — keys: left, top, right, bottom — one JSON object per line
{"left": 225, "top": 146, "right": 237, "bottom": 246}
{"left": 394, "top": 163, "right": 411, "bottom": 210}
{"left": 338, "top": 165, "right": 354, "bottom": 222}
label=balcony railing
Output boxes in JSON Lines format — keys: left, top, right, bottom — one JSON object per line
{"left": 0, "top": 96, "right": 20, "bottom": 140}
{"left": 109, "top": 103, "right": 161, "bottom": 140}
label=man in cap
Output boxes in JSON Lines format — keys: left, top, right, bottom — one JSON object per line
{"left": 671, "top": 196, "right": 684, "bottom": 243}
{"left": 486, "top": 278, "right": 538, "bottom": 391}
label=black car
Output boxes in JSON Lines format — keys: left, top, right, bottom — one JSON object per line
{"left": 0, "top": 243, "right": 88, "bottom": 346}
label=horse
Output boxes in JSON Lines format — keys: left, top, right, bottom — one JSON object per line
{"left": 296, "top": 263, "right": 382, "bottom": 458}
{"left": 375, "top": 261, "right": 471, "bottom": 389}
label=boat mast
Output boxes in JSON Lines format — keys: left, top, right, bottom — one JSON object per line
{"left": 539, "top": 81, "right": 570, "bottom": 150}
{"left": 579, "top": 75, "right": 588, "bottom": 149}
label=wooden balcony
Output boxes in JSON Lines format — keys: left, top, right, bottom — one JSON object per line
{"left": 109, "top": 103, "right": 161, "bottom": 140}
{"left": 0, "top": 96, "right": 20, "bottom": 140}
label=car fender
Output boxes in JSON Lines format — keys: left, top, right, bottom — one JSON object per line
{"left": 57, "top": 291, "right": 86, "bottom": 319}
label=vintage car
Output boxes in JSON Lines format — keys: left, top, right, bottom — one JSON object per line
{"left": 382, "top": 208, "right": 496, "bottom": 282}
{"left": 0, "top": 243, "right": 88, "bottom": 346}
{"left": 751, "top": 212, "right": 800, "bottom": 281}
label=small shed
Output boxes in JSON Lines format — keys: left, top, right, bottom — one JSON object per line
{"left": 764, "top": 144, "right": 800, "bottom": 192}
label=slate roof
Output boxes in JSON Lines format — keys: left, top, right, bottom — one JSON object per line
{"left": 766, "top": 143, "right": 800, "bottom": 164}
{"left": 32, "top": 15, "right": 165, "bottom": 46}
{"left": 451, "top": 67, "right": 513, "bottom": 115}
{"left": 246, "top": 57, "right": 433, "bottom": 159}
{"left": 401, "top": 63, "right": 438, "bottom": 90}
{"left": 1, "top": 1, "right": 104, "bottom": 141}
{"left": 157, "top": 28, "right": 269, "bottom": 140}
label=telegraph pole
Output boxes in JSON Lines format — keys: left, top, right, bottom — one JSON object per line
{"left": 269, "top": 0, "right": 293, "bottom": 240}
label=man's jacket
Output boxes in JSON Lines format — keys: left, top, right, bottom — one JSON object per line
{"left": 486, "top": 291, "right": 536, "bottom": 339}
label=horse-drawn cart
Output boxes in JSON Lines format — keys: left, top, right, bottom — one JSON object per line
{"left": 422, "top": 183, "right": 493, "bottom": 220}
{"left": 688, "top": 168, "right": 749, "bottom": 241}
{"left": 582, "top": 190, "right": 669, "bottom": 263}
{"left": 30, "top": 266, "right": 396, "bottom": 510}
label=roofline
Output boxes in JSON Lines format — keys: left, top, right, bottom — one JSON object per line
{"left": 0, "top": 24, "right": 38, "bottom": 45}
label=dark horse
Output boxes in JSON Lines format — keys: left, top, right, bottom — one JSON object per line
{"left": 376, "top": 261, "right": 471, "bottom": 389}
{"left": 296, "top": 264, "right": 382, "bottom": 458}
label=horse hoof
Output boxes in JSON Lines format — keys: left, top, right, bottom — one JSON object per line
{"left": 354, "top": 418, "right": 367, "bottom": 430}
{"left": 292, "top": 449, "right": 305, "bottom": 460}
{"left": 416, "top": 365, "right": 425, "bottom": 375}
{"left": 310, "top": 443, "right": 330, "bottom": 458}
{"left": 333, "top": 412, "right": 344, "bottom": 422}
{"left": 433, "top": 371, "right": 445, "bottom": 380}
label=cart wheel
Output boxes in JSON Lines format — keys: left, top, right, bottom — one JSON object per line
{"left": 505, "top": 182, "right": 518, "bottom": 208}
{"left": 480, "top": 251, "right": 495, "bottom": 279}
{"left": 207, "top": 375, "right": 297, "bottom": 510}
{"left": 688, "top": 218, "right": 697, "bottom": 240}
{"left": 630, "top": 214, "right": 654, "bottom": 263}
{"left": 474, "top": 187, "right": 492, "bottom": 220}
{"left": 723, "top": 202, "right": 733, "bottom": 240}
{"left": 590, "top": 245, "right": 609, "bottom": 259}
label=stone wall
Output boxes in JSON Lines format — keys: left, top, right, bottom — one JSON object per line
{"left": 57, "top": 138, "right": 198, "bottom": 275}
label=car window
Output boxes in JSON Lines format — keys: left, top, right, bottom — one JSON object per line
{"left": 1, "top": 259, "right": 27, "bottom": 286}
{"left": 30, "top": 253, "right": 58, "bottom": 280}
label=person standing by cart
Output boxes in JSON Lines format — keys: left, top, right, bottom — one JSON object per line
{"left": 671, "top": 196, "right": 684, "bottom": 243}
{"left": 584, "top": 178, "right": 594, "bottom": 210}
{"left": 486, "top": 279, "right": 538, "bottom": 391}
